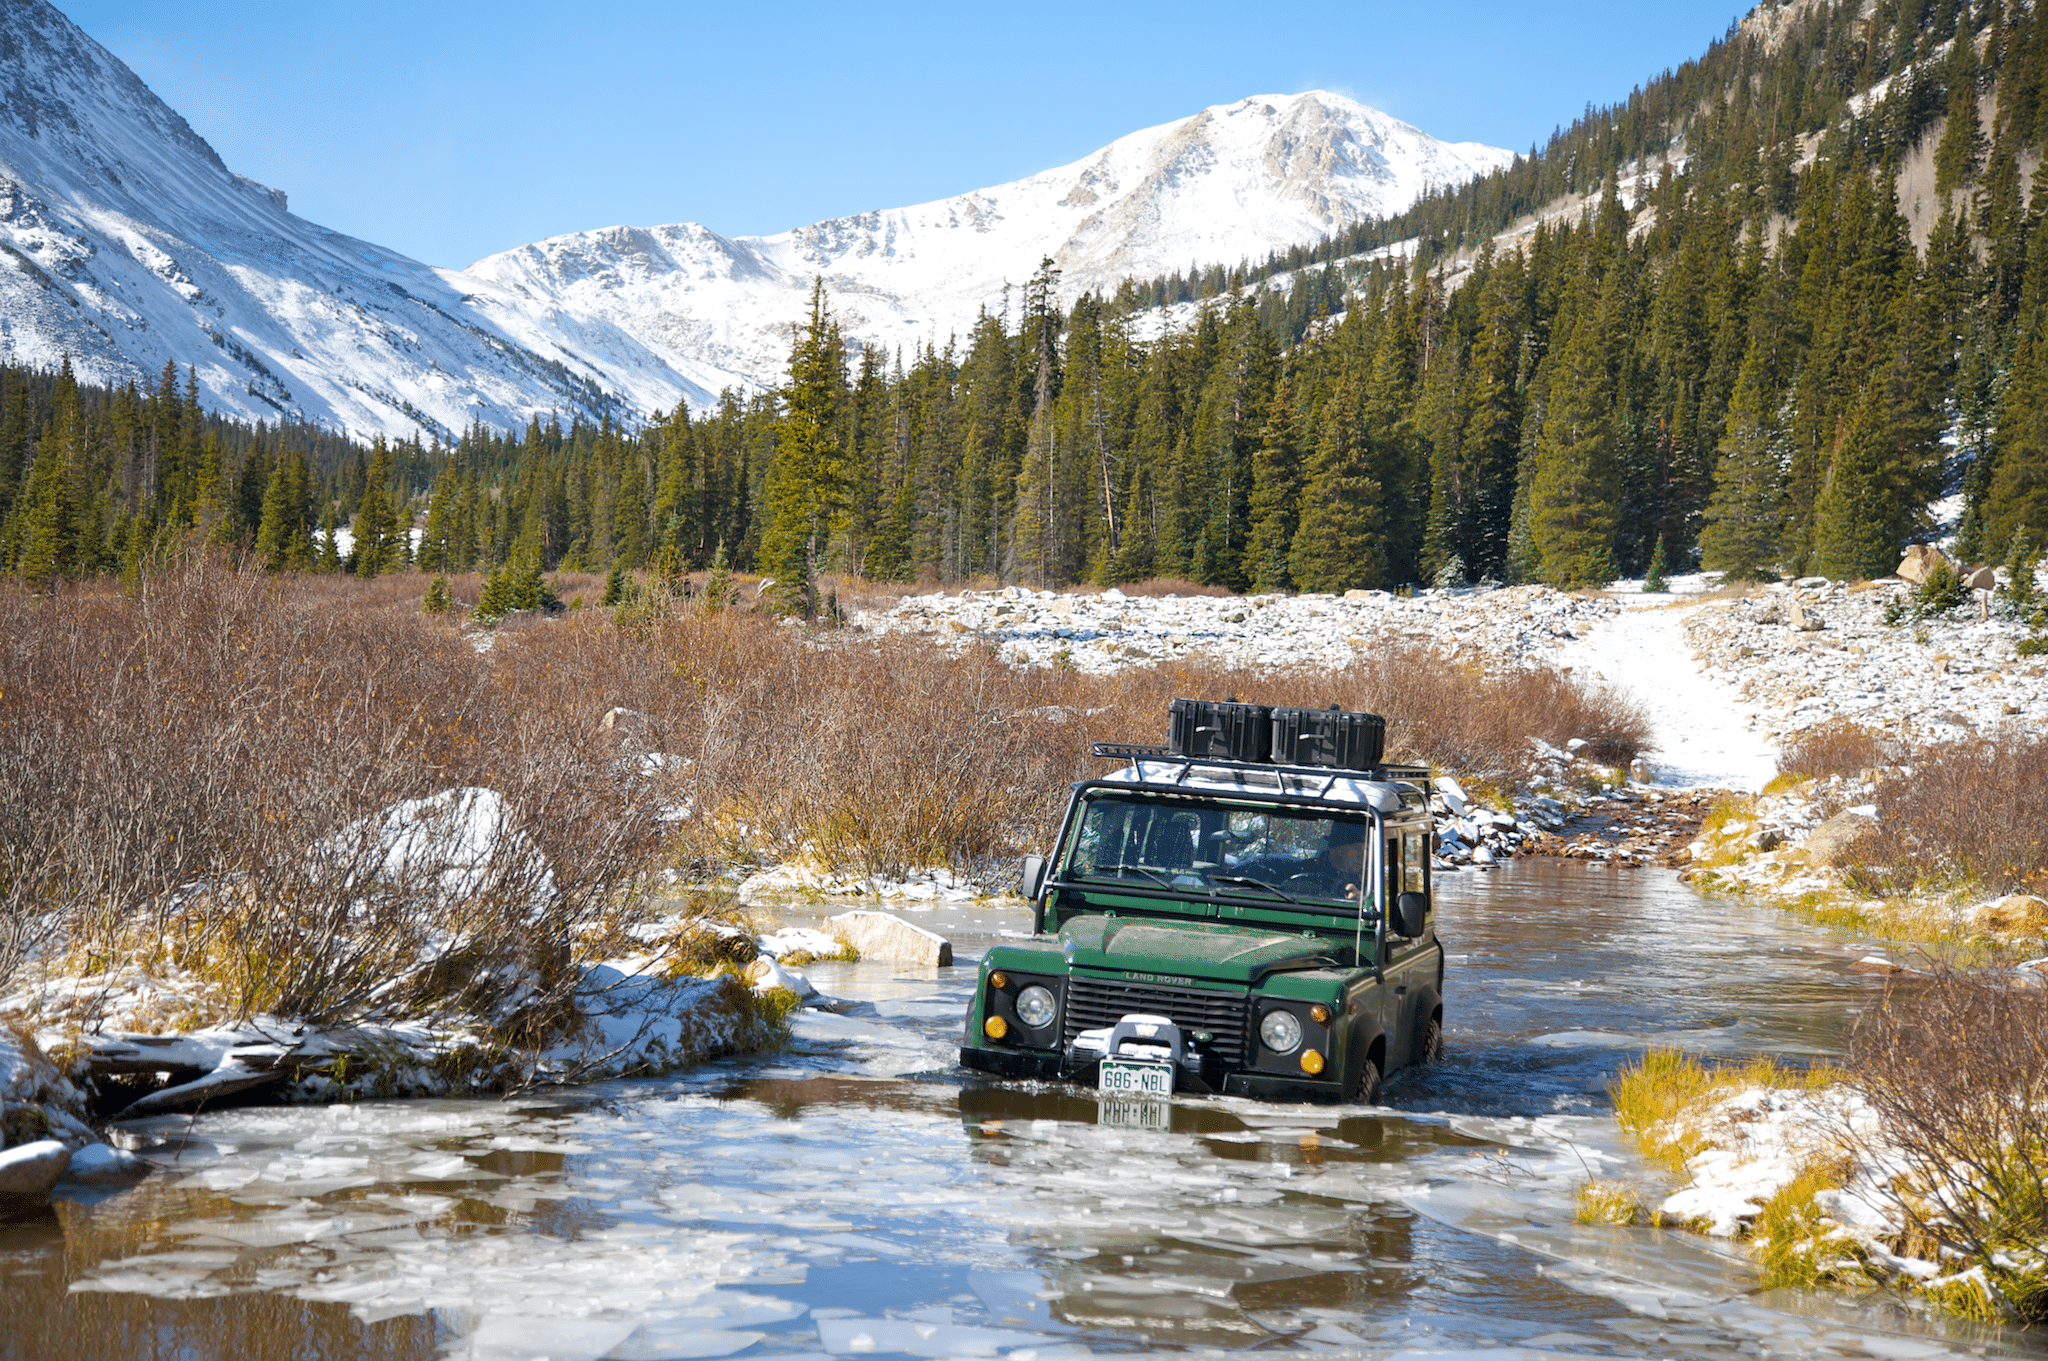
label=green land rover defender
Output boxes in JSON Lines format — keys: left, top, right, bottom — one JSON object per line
{"left": 960, "top": 699, "right": 1444, "bottom": 1105}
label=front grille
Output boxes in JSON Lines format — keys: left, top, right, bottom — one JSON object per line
{"left": 1063, "top": 976, "right": 1248, "bottom": 1067}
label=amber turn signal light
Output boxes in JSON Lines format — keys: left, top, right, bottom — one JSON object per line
{"left": 989, "top": 971, "right": 1008, "bottom": 990}
{"left": 984, "top": 1015, "right": 1009, "bottom": 1040}
{"left": 1309, "top": 1004, "right": 1330, "bottom": 1024}
{"left": 1299, "top": 1048, "right": 1325, "bottom": 1075}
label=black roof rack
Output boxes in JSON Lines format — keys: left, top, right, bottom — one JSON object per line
{"left": 1089, "top": 743, "right": 1430, "bottom": 786}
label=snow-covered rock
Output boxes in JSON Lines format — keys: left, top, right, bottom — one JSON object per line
{"left": 742, "top": 956, "right": 816, "bottom": 1001}
{"left": 0, "top": 1139, "right": 71, "bottom": 1216}
{"left": 828, "top": 911, "right": 953, "bottom": 968}
{"left": 58, "top": 1141, "right": 152, "bottom": 1186}
{"left": 754, "top": 927, "right": 846, "bottom": 960}
{"left": 0, "top": 1023, "right": 93, "bottom": 1149}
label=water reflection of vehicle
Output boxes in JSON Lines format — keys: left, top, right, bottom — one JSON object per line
{"left": 960, "top": 700, "right": 1445, "bottom": 1104}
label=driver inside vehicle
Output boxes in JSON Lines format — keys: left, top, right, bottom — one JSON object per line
{"left": 1301, "top": 824, "right": 1367, "bottom": 898}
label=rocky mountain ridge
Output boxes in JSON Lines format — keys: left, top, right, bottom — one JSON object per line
{"left": 462, "top": 93, "right": 1513, "bottom": 397}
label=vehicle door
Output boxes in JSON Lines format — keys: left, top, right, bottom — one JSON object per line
{"left": 1378, "top": 823, "right": 1434, "bottom": 1064}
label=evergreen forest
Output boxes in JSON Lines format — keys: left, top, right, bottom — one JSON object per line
{"left": 8, "top": 0, "right": 2048, "bottom": 606}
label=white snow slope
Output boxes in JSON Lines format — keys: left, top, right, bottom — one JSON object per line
{"left": 0, "top": 0, "right": 1509, "bottom": 438}
{"left": 465, "top": 94, "right": 1513, "bottom": 402}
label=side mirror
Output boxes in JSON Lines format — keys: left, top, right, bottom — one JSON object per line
{"left": 1017, "top": 855, "right": 1048, "bottom": 903}
{"left": 1395, "top": 891, "right": 1428, "bottom": 938}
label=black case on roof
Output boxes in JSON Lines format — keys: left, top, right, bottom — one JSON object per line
{"left": 1268, "top": 705, "right": 1386, "bottom": 770}
{"left": 1166, "top": 698, "right": 1272, "bottom": 763}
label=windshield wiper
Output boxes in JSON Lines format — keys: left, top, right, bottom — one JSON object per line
{"left": 1207, "top": 874, "right": 1303, "bottom": 904}
{"left": 1086, "top": 862, "right": 1176, "bottom": 889}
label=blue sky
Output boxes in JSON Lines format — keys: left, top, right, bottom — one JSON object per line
{"left": 58, "top": 1, "right": 1747, "bottom": 270}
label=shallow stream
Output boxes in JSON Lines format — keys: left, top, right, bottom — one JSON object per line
{"left": 3, "top": 861, "right": 2040, "bottom": 1360}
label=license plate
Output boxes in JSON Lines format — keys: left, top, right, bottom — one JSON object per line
{"left": 1098, "top": 1096, "right": 1171, "bottom": 1131}
{"left": 1098, "top": 1055, "right": 1173, "bottom": 1097}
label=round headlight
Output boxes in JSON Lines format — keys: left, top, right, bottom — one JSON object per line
{"left": 1259, "top": 1008, "right": 1302, "bottom": 1054}
{"left": 1015, "top": 984, "right": 1057, "bottom": 1029}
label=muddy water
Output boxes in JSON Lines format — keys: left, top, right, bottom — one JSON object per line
{"left": 2, "top": 861, "right": 2040, "bottom": 1360}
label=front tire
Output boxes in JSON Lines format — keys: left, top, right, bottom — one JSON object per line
{"left": 1415, "top": 1013, "right": 1443, "bottom": 1065}
{"left": 1350, "top": 1054, "right": 1383, "bottom": 1105}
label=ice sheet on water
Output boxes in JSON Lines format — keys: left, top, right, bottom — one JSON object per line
{"left": 815, "top": 1316, "right": 1055, "bottom": 1357}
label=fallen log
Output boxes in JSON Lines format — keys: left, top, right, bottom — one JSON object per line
{"left": 113, "top": 1061, "right": 286, "bottom": 1119}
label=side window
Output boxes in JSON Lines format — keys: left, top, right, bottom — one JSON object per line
{"left": 1402, "top": 832, "right": 1427, "bottom": 894}
{"left": 1383, "top": 837, "right": 1399, "bottom": 916}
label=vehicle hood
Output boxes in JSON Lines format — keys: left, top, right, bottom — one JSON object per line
{"left": 1058, "top": 915, "right": 1335, "bottom": 983}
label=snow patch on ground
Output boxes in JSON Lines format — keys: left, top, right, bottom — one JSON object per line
{"left": 1559, "top": 600, "right": 1778, "bottom": 792}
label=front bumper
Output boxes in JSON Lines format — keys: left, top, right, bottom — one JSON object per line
{"left": 957, "top": 1045, "right": 1341, "bottom": 1102}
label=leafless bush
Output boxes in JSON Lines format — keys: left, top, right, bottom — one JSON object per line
{"left": 1869, "top": 734, "right": 2048, "bottom": 896}
{"left": 0, "top": 557, "right": 661, "bottom": 1032}
{"left": 1780, "top": 720, "right": 1908, "bottom": 781}
{"left": 1850, "top": 966, "right": 2048, "bottom": 1321}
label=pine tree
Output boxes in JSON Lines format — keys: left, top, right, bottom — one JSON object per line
{"left": 422, "top": 574, "right": 453, "bottom": 613}
{"left": 1988, "top": 318, "right": 2048, "bottom": 554}
{"left": 758, "top": 281, "right": 848, "bottom": 617}
{"left": 1813, "top": 387, "right": 1907, "bottom": 579}
{"left": 353, "top": 441, "right": 396, "bottom": 579}
{"left": 417, "top": 467, "right": 456, "bottom": 573}
{"left": 254, "top": 451, "right": 297, "bottom": 571}
{"left": 317, "top": 500, "right": 343, "bottom": 573}
{"left": 1244, "top": 373, "right": 1302, "bottom": 592}
{"left": 1934, "top": 19, "right": 1988, "bottom": 196}
{"left": 16, "top": 438, "right": 68, "bottom": 590}
{"left": 1531, "top": 266, "right": 1620, "bottom": 589}
{"left": 17, "top": 362, "right": 81, "bottom": 588}
{"left": 1643, "top": 534, "right": 1670, "bottom": 592}
{"left": 1699, "top": 339, "right": 1787, "bottom": 581}
{"left": 1288, "top": 380, "right": 1385, "bottom": 593}
{"left": 702, "top": 540, "right": 735, "bottom": 612}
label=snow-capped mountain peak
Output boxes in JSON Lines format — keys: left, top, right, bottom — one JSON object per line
{"left": 463, "top": 92, "right": 1514, "bottom": 398}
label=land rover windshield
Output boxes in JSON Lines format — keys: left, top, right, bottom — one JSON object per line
{"left": 1063, "top": 791, "right": 1372, "bottom": 911}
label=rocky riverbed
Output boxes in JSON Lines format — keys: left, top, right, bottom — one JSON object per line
{"left": 1683, "top": 576, "right": 2048, "bottom": 743}
{"left": 853, "top": 582, "right": 1621, "bottom": 675}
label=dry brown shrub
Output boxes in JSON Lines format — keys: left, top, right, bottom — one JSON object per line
{"left": 1779, "top": 720, "right": 1908, "bottom": 781}
{"left": 1850, "top": 966, "right": 2048, "bottom": 1321}
{"left": 1869, "top": 734, "right": 2048, "bottom": 895}
{"left": 0, "top": 558, "right": 661, "bottom": 1027}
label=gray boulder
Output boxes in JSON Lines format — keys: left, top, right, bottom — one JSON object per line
{"left": 829, "top": 910, "right": 953, "bottom": 966}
